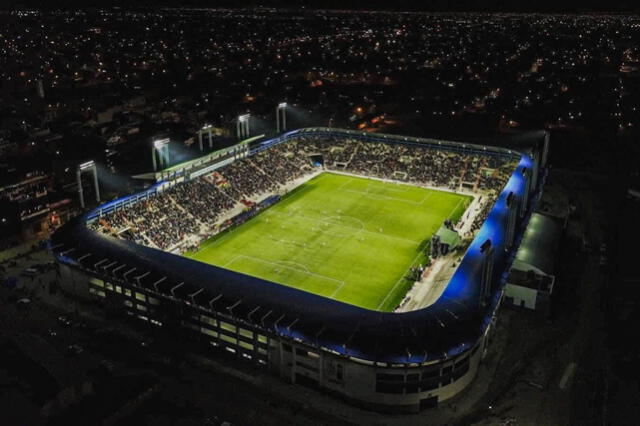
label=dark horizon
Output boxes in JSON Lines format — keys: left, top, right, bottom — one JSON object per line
{"left": 4, "top": 0, "right": 640, "bottom": 13}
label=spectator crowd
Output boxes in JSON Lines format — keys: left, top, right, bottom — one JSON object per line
{"left": 91, "top": 135, "right": 513, "bottom": 251}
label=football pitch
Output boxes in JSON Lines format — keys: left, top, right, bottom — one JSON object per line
{"left": 185, "top": 173, "right": 471, "bottom": 312}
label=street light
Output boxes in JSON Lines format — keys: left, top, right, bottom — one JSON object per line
{"left": 237, "top": 114, "right": 251, "bottom": 140}
{"left": 276, "top": 102, "right": 288, "bottom": 133}
{"left": 77, "top": 160, "right": 99, "bottom": 209}
{"left": 152, "top": 138, "right": 170, "bottom": 171}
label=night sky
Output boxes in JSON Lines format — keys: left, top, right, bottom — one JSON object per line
{"left": 5, "top": 0, "right": 640, "bottom": 12}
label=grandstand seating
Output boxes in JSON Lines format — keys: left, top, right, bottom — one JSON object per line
{"left": 90, "top": 136, "right": 513, "bottom": 251}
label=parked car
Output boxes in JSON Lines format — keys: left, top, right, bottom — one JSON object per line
{"left": 16, "top": 298, "right": 31, "bottom": 307}
{"left": 21, "top": 268, "right": 38, "bottom": 277}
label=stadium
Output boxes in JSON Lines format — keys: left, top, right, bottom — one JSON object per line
{"left": 50, "top": 127, "right": 544, "bottom": 413}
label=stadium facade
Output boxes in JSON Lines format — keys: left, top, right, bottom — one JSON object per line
{"left": 50, "top": 128, "right": 545, "bottom": 413}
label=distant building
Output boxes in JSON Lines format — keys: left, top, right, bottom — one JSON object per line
{"left": 0, "top": 130, "right": 17, "bottom": 155}
{"left": 0, "top": 172, "right": 74, "bottom": 239}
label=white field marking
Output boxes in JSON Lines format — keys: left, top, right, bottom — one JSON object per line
{"left": 343, "top": 188, "right": 431, "bottom": 206}
{"left": 419, "top": 192, "right": 435, "bottom": 206}
{"left": 328, "top": 280, "right": 347, "bottom": 298}
{"left": 227, "top": 254, "right": 345, "bottom": 293}
{"left": 311, "top": 227, "right": 351, "bottom": 239}
{"left": 446, "top": 197, "right": 465, "bottom": 220}
{"left": 268, "top": 235, "right": 315, "bottom": 250}
{"left": 266, "top": 210, "right": 419, "bottom": 245}
{"left": 325, "top": 215, "right": 365, "bottom": 230}
{"left": 196, "top": 231, "right": 235, "bottom": 252}
{"left": 337, "top": 177, "right": 353, "bottom": 190}
{"left": 278, "top": 260, "right": 311, "bottom": 273}
{"left": 363, "top": 180, "right": 412, "bottom": 195}
{"left": 376, "top": 249, "right": 424, "bottom": 311}
{"left": 223, "top": 254, "right": 242, "bottom": 268}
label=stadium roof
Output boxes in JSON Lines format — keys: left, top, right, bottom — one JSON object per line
{"left": 51, "top": 127, "right": 536, "bottom": 365}
{"left": 512, "top": 212, "right": 563, "bottom": 277}
{"left": 435, "top": 225, "right": 461, "bottom": 248}
{"left": 133, "top": 134, "right": 264, "bottom": 181}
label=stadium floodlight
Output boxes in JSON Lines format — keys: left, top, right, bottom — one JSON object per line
{"left": 154, "top": 138, "right": 170, "bottom": 149}
{"left": 77, "top": 160, "right": 99, "bottom": 209}
{"left": 276, "top": 103, "right": 288, "bottom": 133}
{"left": 200, "top": 124, "right": 213, "bottom": 150}
{"left": 152, "top": 138, "right": 170, "bottom": 171}
{"left": 79, "top": 160, "right": 95, "bottom": 171}
{"left": 237, "top": 114, "right": 251, "bottom": 139}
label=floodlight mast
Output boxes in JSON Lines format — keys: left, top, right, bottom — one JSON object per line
{"left": 236, "top": 114, "right": 250, "bottom": 140}
{"left": 152, "top": 138, "right": 170, "bottom": 171}
{"left": 276, "top": 102, "right": 288, "bottom": 133}
{"left": 199, "top": 124, "right": 214, "bottom": 151}
{"left": 76, "top": 160, "right": 100, "bottom": 209}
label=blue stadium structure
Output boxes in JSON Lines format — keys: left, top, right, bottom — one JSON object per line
{"left": 50, "top": 128, "right": 546, "bottom": 412}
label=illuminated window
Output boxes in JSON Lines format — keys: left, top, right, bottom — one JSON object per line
{"left": 239, "top": 341, "right": 253, "bottom": 351}
{"left": 219, "top": 333, "right": 236, "bottom": 345}
{"left": 200, "top": 315, "right": 216, "bottom": 327}
{"left": 89, "top": 287, "right": 105, "bottom": 297}
{"left": 89, "top": 277, "right": 104, "bottom": 287}
{"left": 239, "top": 328, "right": 253, "bottom": 339}
{"left": 219, "top": 321, "right": 236, "bottom": 333}
{"left": 135, "top": 292, "right": 146, "bottom": 302}
{"left": 201, "top": 327, "right": 217, "bottom": 337}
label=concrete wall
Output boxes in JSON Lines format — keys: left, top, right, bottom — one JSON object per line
{"left": 269, "top": 331, "right": 488, "bottom": 413}
{"left": 504, "top": 283, "right": 538, "bottom": 309}
{"left": 66, "top": 264, "right": 488, "bottom": 414}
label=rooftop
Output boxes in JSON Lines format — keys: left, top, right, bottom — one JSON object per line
{"left": 512, "top": 212, "right": 563, "bottom": 277}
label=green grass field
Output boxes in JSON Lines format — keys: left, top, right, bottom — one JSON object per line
{"left": 185, "top": 173, "right": 471, "bottom": 312}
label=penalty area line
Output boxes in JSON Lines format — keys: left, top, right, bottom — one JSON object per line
{"left": 376, "top": 249, "right": 424, "bottom": 311}
{"left": 230, "top": 254, "right": 345, "bottom": 295}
